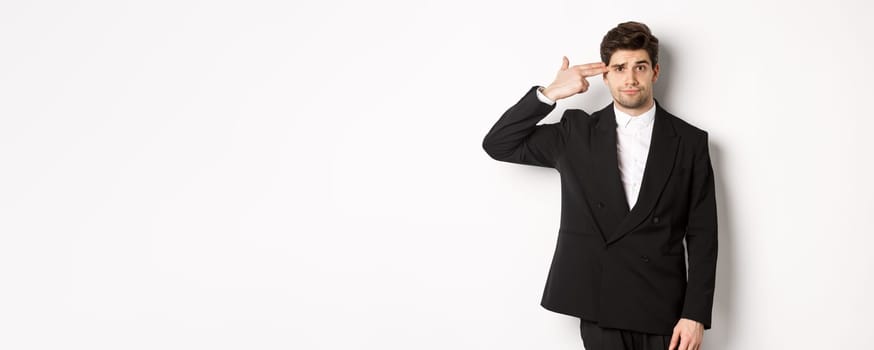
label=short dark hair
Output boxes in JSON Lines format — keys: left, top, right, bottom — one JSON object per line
{"left": 600, "top": 21, "right": 659, "bottom": 66}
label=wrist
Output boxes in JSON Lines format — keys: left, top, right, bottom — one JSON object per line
{"left": 540, "top": 86, "right": 559, "bottom": 101}
{"left": 536, "top": 86, "right": 556, "bottom": 105}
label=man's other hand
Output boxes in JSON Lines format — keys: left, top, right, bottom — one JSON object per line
{"left": 669, "top": 318, "right": 704, "bottom": 350}
{"left": 541, "top": 56, "right": 608, "bottom": 101}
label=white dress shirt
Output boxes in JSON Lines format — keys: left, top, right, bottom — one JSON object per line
{"left": 536, "top": 87, "right": 656, "bottom": 210}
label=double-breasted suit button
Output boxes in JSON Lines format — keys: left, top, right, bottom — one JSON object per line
{"left": 597, "top": 202, "right": 605, "bottom": 208}
{"left": 640, "top": 255, "right": 650, "bottom": 262}
{"left": 652, "top": 216, "right": 660, "bottom": 224}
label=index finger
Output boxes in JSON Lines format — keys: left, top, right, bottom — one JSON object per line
{"left": 575, "top": 64, "right": 610, "bottom": 77}
{"left": 571, "top": 62, "right": 607, "bottom": 70}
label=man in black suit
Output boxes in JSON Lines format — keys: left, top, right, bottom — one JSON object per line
{"left": 482, "top": 22, "right": 717, "bottom": 350}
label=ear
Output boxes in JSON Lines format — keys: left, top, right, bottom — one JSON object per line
{"left": 602, "top": 59, "right": 610, "bottom": 82}
{"left": 652, "top": 63, "right": 660, "bottom": 83}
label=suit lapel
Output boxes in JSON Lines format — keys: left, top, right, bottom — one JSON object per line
{"left": 589, "top": 100, "right": 679, "bottom": 245}
{"left": 590, "top": 104, "right": 631, "bottom": 239}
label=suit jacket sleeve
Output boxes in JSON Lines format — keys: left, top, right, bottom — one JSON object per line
{"left": 680, "top": 131, "right": 719, "bottom": 329}
{"left": 482, "top": 86, "right": 572, "bottom": 168}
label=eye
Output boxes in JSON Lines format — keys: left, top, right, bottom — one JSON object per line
{"left": 615, "top": 66, "right": 624, "bottom": 72}
{"left": 636, "top": 65, "right": 647, "bottom": 71}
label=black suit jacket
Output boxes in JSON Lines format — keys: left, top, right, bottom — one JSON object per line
{"left": 482, "top": 86, "right": 718, "bottom": 335}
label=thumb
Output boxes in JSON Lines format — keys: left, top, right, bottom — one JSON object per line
{"left": 560, "top": 56, "right": 569, "bottom": 70}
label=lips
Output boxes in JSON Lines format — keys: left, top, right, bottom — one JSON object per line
{"left": 621, "top": 90, "right": 640, "bottom": 94}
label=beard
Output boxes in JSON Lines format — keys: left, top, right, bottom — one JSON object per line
{"left": 614, "top": 89, "right": 651, "bottom": 110}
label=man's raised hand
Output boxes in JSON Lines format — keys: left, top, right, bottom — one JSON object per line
{"left": 541, "top": 56, "right": 609, "bottom": 101}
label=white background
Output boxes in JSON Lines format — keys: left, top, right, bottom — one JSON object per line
{"left": 1, "top": 0, "right": 872, "bottom": 349}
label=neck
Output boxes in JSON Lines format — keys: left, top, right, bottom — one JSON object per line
{"left": 615, "top": 98, "right": 655, "bottom": 117}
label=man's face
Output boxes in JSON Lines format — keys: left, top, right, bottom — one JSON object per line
{"left": 602, "top": 49, "right": 660, "bottom": 115}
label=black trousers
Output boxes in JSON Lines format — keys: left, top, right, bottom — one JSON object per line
{"left": 579, "top": 318, "right": 672, "bottom": 350}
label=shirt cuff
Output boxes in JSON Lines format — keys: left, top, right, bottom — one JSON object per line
{"left": 536, "top": 86, "right": 556, "bottom": 105}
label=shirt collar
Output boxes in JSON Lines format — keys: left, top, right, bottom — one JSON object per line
{"left": 614, "top": 101, "right": 656, "bottom": 129}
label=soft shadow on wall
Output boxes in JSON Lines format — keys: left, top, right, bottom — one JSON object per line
{"left": 654, "top": 43, "right": 738, "bottom": 350}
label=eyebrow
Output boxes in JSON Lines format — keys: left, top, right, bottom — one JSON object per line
{"left": 611, "top": 60, "right": 651, "bottom": 68}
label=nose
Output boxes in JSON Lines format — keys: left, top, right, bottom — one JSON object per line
{"left": 625, "top": 70, "right": 639, "bottom": 86}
